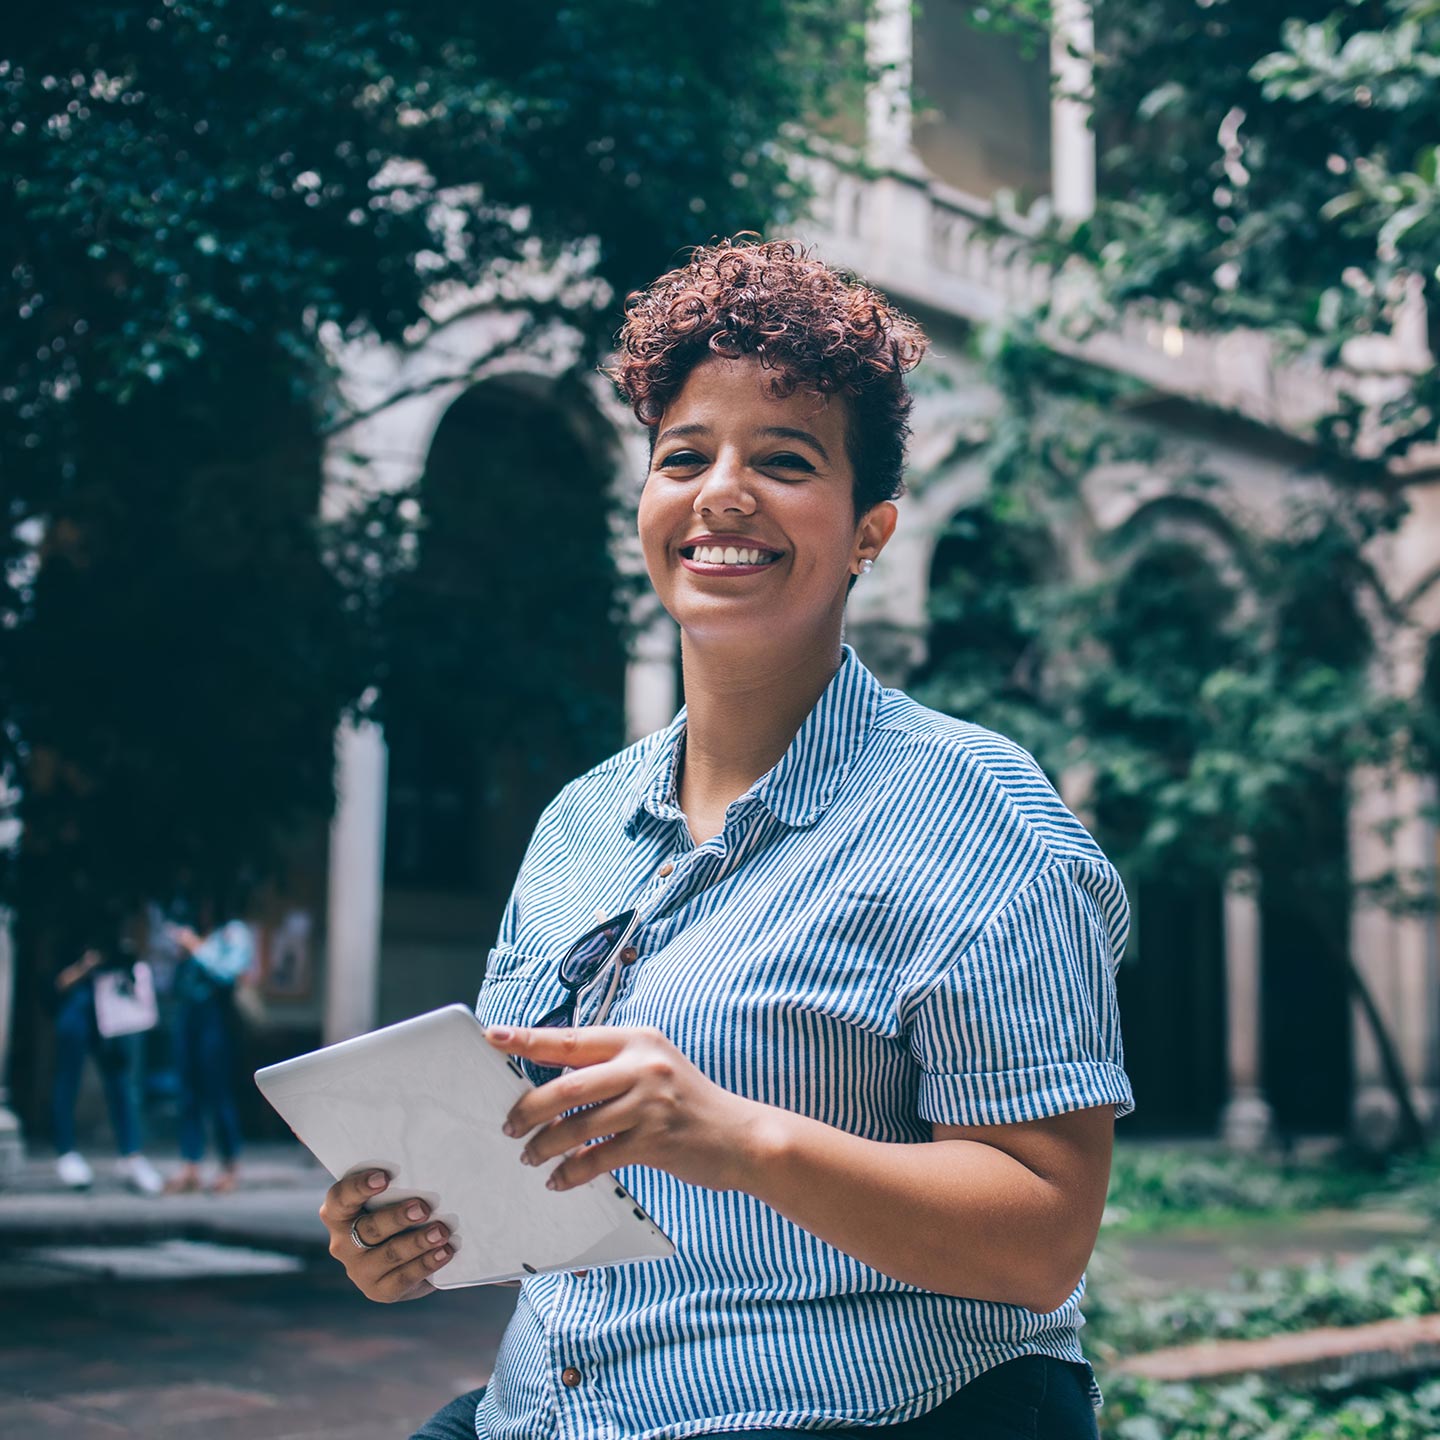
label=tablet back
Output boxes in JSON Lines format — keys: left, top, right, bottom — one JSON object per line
{"left": 254, "top": 1004, "right": 674, "bottom": 1288}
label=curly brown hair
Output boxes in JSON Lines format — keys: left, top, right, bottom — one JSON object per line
{"left": 607, "top": 238, "right": 929, "bottom": 516}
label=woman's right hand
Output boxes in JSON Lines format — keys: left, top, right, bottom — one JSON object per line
{"left": 319, "top": 1169, "right": 453, "bottom": 1302}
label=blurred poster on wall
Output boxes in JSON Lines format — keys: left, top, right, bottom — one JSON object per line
{"left": 260, "top": 909, "right": 313, "bottom": 1001}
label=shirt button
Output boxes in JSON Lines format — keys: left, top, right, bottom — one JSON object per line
{"left": 657, "top": 861, "right": 674, "bottom": 877}
{"left": 619, "top": 946, "right": 639, "bottom": 965}
{"left": 561, "top": 1366, "right": 583, "bottom": 1388}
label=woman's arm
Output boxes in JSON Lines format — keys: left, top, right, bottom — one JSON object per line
{"left": 55, "top": 948, "right": 105, "bottom": 993}
{"left": 491, "top": 1024, "right": 1112, "bottom": 1313}
{"left": 742, "top": 1104, "right": 1111, "bottom": 1312}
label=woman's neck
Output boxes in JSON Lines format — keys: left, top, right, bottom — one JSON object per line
{"left": 676, "top": 632, "right": 844, "bottom": 823}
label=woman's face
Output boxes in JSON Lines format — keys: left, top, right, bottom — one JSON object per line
{"left": 638, "top": 356, "right": 895, "bottom": 653}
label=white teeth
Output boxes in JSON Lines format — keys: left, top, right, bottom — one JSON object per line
{"left": 691, "top": 544, "right": 777, "bottom": 566}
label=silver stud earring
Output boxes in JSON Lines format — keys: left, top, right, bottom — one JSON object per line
{"left": 859, "top": 558, "right": 874, "bottom": 575}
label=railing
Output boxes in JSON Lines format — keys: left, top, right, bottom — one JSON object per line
{"left": 800, "top": 152, "right": 1434, "bottom": 470}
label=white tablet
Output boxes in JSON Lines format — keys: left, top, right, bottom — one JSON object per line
{"left": 254, "top": 1004, "right": 675, "bottom": 1288}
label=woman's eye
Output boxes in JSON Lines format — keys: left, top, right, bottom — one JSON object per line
{"left": 658, "top": 451, "right": 705, "bottom": 469}
{"left": 766, "top": 453, "right": 814, "bottom": 472}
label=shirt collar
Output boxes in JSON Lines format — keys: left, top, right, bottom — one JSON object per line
{"left": 621, "top": 644, "right": 883, "bottom": 837}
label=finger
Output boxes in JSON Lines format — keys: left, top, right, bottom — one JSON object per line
{"left": 488, "top": 1024, "right": 643, "bottom": 1069}
{"left": 368, "top": 1235, "right": 455, "bottom": 1303}
{"left": 546, "top": 1133, "right": 640, "bottom": 1192}
{"left": 344, "top": 1194, "right": 436, "bottom": 1251}
{"left": 318, "top": 1168, "right": 390, "bottom": 1231}
{"left": 354, "top": 1218, "right": 451, "bottom": 1275}
{"left": 504, "top": 1059, "right": 634, "bottom": 1138}
{"left": 522, "top": 1094, "right": 641, "bottom": 1168}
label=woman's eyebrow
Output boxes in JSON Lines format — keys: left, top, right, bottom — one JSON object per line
{"left": 655, "top": 422, "right": 711, "bottom": 448}
{"left": 759, "top": 426, "right": 830, "bottom": 463}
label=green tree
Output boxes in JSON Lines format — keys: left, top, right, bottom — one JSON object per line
{"left": 1, "top": 1, "right": 868, "bottom": 1114}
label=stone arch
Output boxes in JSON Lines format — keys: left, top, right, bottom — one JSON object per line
{"left": 1103, "top": 493, "right": 1256, "bottom": 612}
{"left": 852, "top": 454, "right": 996, "bottom": 681}
{"left": 907, "top": 493, "right": 1062, "bottom": 732}
{"left": 1091, "top": 532, "right": 1240, "bottom": 1134}
{"left": 374, "top": 369, "right": 630, "bottom": 1022}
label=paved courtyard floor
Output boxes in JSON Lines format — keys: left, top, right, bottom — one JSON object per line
{"left": 0, "top": 1259, "right": 513, "bottom": 1440}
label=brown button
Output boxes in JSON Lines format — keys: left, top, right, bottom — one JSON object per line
{"left": 619, "top": 946, "right": 639, "bottom": 965}
{"left": 658, "top": 861, "right": 675, "bottom": 877}
{"left": 561, "top": 1366, "right": 583, "bottom": 1388}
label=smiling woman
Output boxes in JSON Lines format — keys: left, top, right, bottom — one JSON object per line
{"left": 318, "top": 239, "right": 1132, "bottom": 1440}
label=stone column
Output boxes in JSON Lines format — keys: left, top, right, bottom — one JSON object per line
{"left": 1221, "top": 869, "right": 1273, "bottom": 1150}
{"left": 0, "top": 904, "right": 24, "bottom": 1183}
{"left": 1051, "top": 0, "right": 1097, "bottom": 222}
{"left": 1348, "top": 763, "right": 1438, "bottom": 1146}
{"left": 626, "top": 615, "right": 679, "bottom": 744}
{"left": 323, "top": 716, "right": 389, "bottom": 1045}
{"left": 866, "top": 0, "right": 915, "bottom": 171}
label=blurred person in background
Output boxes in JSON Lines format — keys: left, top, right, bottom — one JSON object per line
{"left": 51, "top": 931, "right": 165, "bottom": 1196}
{"left": 163, "top": 903, "right": 255, "bottom": 1194}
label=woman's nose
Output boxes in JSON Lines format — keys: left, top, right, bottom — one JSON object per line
{"left": 693, "top": 455, "right": 754, "bottom": 515}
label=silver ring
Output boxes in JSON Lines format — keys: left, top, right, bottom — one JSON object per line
{"left": 350, "top": 1217, "right": 381, "bottom": 1252}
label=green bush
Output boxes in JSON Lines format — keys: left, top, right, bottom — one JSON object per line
{"left": 1104, "top": 1148, "right": 1328, "bottom": 1227}
{"left": 1104, "top": 1146, "right": 1440, "bottom": 1231}
{"left": 1100, "top": 1375, "right": 1440, "bottom": 1440}
{"left": 1085, "top": 1244, "right": 1440, "bottom": 1359}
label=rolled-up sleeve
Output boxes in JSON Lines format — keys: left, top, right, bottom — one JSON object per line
{"left": 907, "top": 861, "right": 1135, "bottom": 1127}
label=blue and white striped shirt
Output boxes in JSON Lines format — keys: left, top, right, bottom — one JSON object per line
{"left": 472, "top": 645, "right": 1133, "bottom": 1440}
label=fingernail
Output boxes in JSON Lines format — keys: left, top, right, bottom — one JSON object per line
{"left": 546, "top": 1175, "right": 561, "bottom": 1191}
{"left": 367, "top": 1171, "right": 387, "bottom": 1191}
{"left": 488, "top": 1026, "right": 513, "bottom": 1043}
{"left": 433, "top": 1246, "right": 452, "bottom": 1263}
{"left": 502, "top": 1120, "right": 519, "bottom": 1138}
{"left": 520, "top": 1150, "right": 533, "bottom": 1166}
{"left": 426, "top": 1226, "right": 444, "bottom": 1245}
{"left": 406, "top": 1202, "right": 427, "bottom": 1222}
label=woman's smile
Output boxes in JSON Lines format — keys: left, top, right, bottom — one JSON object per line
{"left": 679, "top": 531, "right": 785, "bottom": 576}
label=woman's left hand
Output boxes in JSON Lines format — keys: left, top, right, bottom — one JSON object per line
{"left": 488, "top": 1025, "right": 761, "bottom": 1193}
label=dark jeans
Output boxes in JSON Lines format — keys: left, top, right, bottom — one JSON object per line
{"left": 409, "top": 1356, "right": 1099, "bottom": 1439}
{"left": 52, "top": 984, "right": 144, "bottom": 1156}
{"left": 174, "top": 991, "right": 244, "bottom": 1165}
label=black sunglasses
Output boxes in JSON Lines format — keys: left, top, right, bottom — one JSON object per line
{"left": 533, "top": 908, "right": 641, "bottom": 1036}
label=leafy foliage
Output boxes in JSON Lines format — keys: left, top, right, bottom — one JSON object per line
{"left": 1101, "top": 1374, "right": 1440, "bottom": 1440}
{"left": 921, "top": 1, "right": 1439, "bottom": 918}
{"left": 914, "top": 329, "right": 1411, "bottom": 891}
{"left": 1086, "top": 1240, "right": 1440, "bottom": 1358}
{"left": 1103, "top": 1146, "right": 1331, "bottom": 1228}
{"left": 1078, "top": 0, "right": 1440, "bottom": 457}
{"left": 0, "top": 1, "right": 868, "bottom": 943}
{"left": 1104, "top": 1143, "right": 1440, "bottom": 1231}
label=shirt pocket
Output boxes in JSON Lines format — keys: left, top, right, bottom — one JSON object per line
{"left": 474, "top": 947, "right": 553, "bottom": 1032}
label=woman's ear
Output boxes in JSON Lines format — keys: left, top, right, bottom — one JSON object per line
{"left": 855, "top": 501, "right": 899, "bottom": 569}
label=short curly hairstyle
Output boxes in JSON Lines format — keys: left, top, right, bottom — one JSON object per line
{"left": 607, "top": 238, "right": 928, "bottom": 516}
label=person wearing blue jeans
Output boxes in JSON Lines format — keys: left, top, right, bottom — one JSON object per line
{"left": 164, "top": 917, "right": 254, "bottom": 1194}
{"left": 51, "top": 946, "right": 164, "bottom": 1195}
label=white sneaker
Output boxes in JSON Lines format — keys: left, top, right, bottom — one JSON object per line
{"left": 116, "top": 1153, "right": 164, "bottom": 1196}
{"left": 56, "top": 1150, "right": 94, "bottom": 1189}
